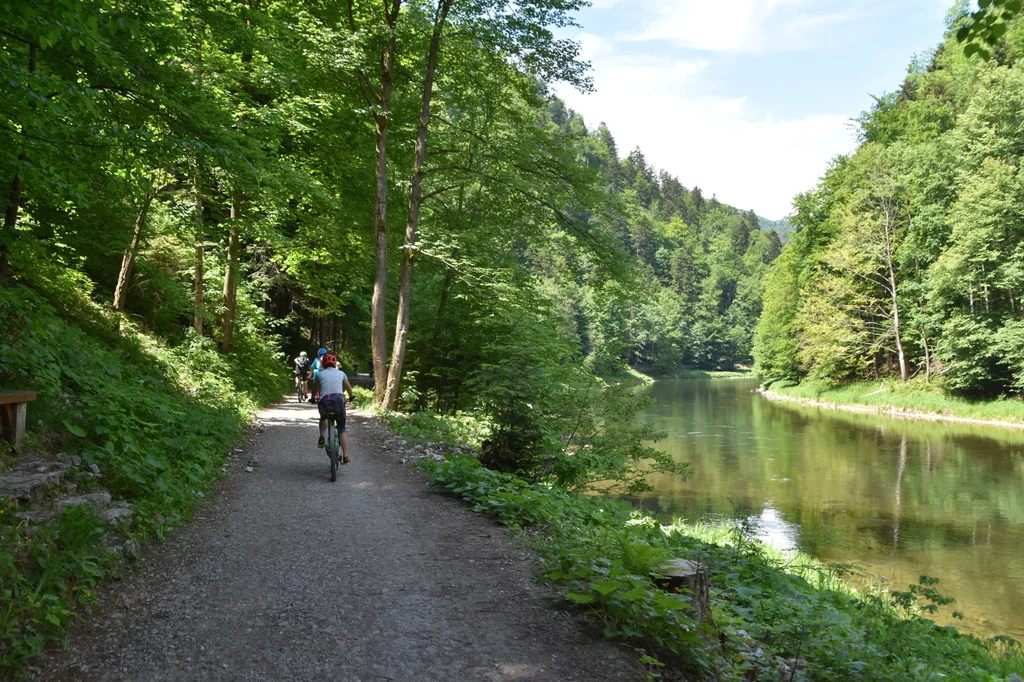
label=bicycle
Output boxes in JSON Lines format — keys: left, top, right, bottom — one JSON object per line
{"left": 322, "top": 396, "right": 352, "bottom": 482}
{"left": 295, "top": 376, "right": 309, "bottom": 403}
{"left": 325, "top": 411, "right": 340, "bottom": 481}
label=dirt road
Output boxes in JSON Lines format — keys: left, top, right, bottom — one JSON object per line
{"left": 34, "top": 400, "right": 639, "bottom": 681}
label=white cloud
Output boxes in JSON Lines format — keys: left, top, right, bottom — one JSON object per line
{"left": 554, "top": 42, "right": 856, "bottom": 218}
{"left": 618, "top": 0, "right": 871, "bottom": 53}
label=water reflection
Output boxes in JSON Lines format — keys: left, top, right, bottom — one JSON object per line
{"left": 634, "top": 378, "right": 1024, "bottom": 641}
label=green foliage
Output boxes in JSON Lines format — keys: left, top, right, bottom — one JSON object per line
{"left": 419, "top": 454, "right": 1024, "bottom": 681}
{"left": 957, "top": 0, "right": 1023, "bottom": 59}
{"left": 756, "top": 11, "right": 1024, "bottom": 399}
{"left": 0, "top": 504, "right": 117, "bottom": 673}
{"left": 0, "top": 279, "right": 287, "bottom": 673}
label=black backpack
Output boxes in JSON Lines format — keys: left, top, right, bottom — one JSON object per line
{"left": 298, "top": 356, "right": 311, "bottom": 372}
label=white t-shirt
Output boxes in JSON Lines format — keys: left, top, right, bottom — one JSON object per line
{"left": 316, "top": 367, "right": 348, "bottom": 397}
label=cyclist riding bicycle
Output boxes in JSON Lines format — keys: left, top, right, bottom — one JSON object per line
{"left": 309, "top": 347, "right": 328, "bottom": 402}
{"left": 313, "top": 354, "right": 354, "bottom": 464}
{"left": 293, "top": 351, "right": 311, "bottom": 395}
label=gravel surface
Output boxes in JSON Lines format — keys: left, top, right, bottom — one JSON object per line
{"left": 32, "top": 400, "right": 640, "bottom": 681}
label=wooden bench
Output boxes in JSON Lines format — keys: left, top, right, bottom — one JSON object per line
{"left": 0, "top": 391, "right": 37, "bottom": 450}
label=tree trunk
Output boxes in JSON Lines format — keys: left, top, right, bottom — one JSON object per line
{"left": 383, "top": 0, "right": 454, "bottom": 409}
{"left": 370, "top": 0, "right": 403, "bottom": 406}
{"left": 222, "top": 194, "right": 241, "bottom": 352}
{"left": 921, "top": 329, "right": 931, "bottom": 384}
{"left": 882, "top": 203, "right": 907, "bottom": 382}
{"left": 113, "top": 188, "right": 156, "bottom": 314}
{"left": 193, "top": 174, "right": 205, "bottom": 335}
{"left": 1, "top": 45, "right": 37, "bottom": 276}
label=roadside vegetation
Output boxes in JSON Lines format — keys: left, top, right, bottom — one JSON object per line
{"left": 378, "top": 407, "right": 1024, "bottom": 681}
{"left": 0, "top": 259, "right": 287, "bottom": 672}
{"left": 413, "top": 447, "right": 1024, "bottom": 681}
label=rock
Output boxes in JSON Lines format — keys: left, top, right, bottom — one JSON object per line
{"left": 0, "top": 469, "right": 66, "bottom": 502}
{"left": 104, "top": 506, "right": 134, "bottom": 523}
{"left": 15, "top": 509, "right": 58, "bottom": 524}
{"left": 56, "top": 453, "right": 82, "bottom": 467}
{"left": 154, "top": 514, "right": 165, "bottom": 525}
{"left": 234, "top": 448, "right": 244, "bottom": 453}
{"left": 245, "top": 466, "right": 254, "bottom": 473}
{"left": 88, "top": 463, "right": 101, "bottom": 475}
{"left": 57, "top": 491, "right": 112, "bottom": 510}
{"left": 431, "top": 454, "right": 445, "bottom": 462}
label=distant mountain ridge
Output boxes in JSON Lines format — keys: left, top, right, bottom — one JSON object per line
{"left": 757, "top": 216, "right": 795, "bottom": 243}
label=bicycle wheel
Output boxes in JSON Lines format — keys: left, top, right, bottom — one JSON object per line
{"left": 327, "top": 421, "right": 337, "bottom": 482}
{"left": 296, "top": 381, "right": 303, "bottom": 403}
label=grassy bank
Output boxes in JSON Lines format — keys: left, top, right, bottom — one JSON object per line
{"left": 0, "top": 278, "right": 288, "bottom": 673}
{"left": 601, "top": 366, "right": 753, "bottom": 386}
{"left": 765, "top": 379, "right": 1024, "bottom": 427}
{"left": 387, "top": 410, "right": 1024, "bottom": 681}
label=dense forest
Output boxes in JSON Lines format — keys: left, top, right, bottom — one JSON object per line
{"left": 755, "top": 2, "right": 1024, "bottom": 399}
{"left": 0, "top": 0, "right": 782, "bottom": 418}
{"left": 0, "top": 0, "right": 784, "bottom": 661}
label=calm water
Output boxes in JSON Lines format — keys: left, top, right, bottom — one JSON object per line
{"left": 633, "top": 378, "right": 1024, "bottom": 641}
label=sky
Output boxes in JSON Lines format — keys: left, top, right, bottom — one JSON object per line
{"left": 552, "top": 0, "right": 958, "bottom": 219}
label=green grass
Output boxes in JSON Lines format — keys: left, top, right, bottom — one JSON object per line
{"left": 0, "top": 278, "right": 289, "bottom": 675}
{"left": 768, "top": 378, "right": 1024, "bottom": 426}
{"left": 417, "top": 453, "right": 1024, "bottom": 681}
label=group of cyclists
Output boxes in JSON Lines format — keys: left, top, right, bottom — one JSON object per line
{"left": 294, "top": 348, "right": 355, "bottom": 465}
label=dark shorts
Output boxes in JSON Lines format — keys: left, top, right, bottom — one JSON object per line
{"left": 294, "top": 370, "right": 309, "bottom": 378}
{"left": 318, "top": 394, "right": 346, "bottom": 432}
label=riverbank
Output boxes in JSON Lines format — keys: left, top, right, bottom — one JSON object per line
{"left": 418, "top": 452, "right": 1024, "bottom": 681}
{"left": 381, "top": 405, "right": 1024, "bottom": 680}
{"left": 601, "top": 366, "right": 752, "bottom": 386}
{"left": 761, "top": 380, "right": 1024, "bottom": 430}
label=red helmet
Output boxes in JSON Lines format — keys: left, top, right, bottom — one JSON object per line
{"left": 323, "top": 353, "right": 338, "bottom": 367}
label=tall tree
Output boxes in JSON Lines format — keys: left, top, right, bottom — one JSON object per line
{"left": 383, "top": 0, "right": 455, "bottom": 409}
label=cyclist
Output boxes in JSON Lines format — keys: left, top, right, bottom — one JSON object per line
{"left": 293, "top": 351, "right": 311, "bottom": 397}
{"left": 314, "top": 354, "right": 354, "bottom": 463}
{"left": 309, "top": 347, "right": 328, "bottom": 402}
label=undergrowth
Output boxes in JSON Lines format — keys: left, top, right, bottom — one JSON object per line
{"left": 418, "top": 454, "right": 1024, "bottom": 681}
{"left": 0, "top": 278, "right": 288, "bottom": 674}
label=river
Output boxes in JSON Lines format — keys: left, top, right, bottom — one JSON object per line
{"left": 632, "top": 377, "right": 1024, "bottom": 642}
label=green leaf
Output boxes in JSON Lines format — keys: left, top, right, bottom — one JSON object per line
{"left": 565, "top": 591, "right": 596, "bottom": 604}
{"left": 590, "top": 580, "right": 620, "bottom": 596}
{"left": 63, "top": 421, "right": 87, "bottom": 437}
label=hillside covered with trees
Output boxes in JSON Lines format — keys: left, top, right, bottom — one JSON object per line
{"left": 0, "top": 0, "right": 784, "bottom": 666}
{"left": 755, "top": 2, "right": 1024, "bottom": 399}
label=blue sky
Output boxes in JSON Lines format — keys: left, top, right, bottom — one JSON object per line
{"left": 553, "top": 0, "right": 958, "bottom": 219}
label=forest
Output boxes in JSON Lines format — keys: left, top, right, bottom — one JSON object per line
{"left": 1, "top": 0, "right": 783, "bottom": 422}
{"left": 755, "top": 2, "right": 1024, "bottom": 399}
{"left": 6, "top": 0, "right": 1024, "bottom": 677}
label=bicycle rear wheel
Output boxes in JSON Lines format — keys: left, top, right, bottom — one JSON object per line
{"left": 327, "top": 421, "right": 337, "bottom": 482}
{"left": 296, "top": 382, "right": 303, "bottom": 403}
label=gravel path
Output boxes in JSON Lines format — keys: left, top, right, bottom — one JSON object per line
{"left": 33, "top": 400, "right": 640, "bottom": 681}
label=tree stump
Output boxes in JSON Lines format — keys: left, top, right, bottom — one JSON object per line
{"left": 654, "top": 558, "right": 710, "bottom": 623}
